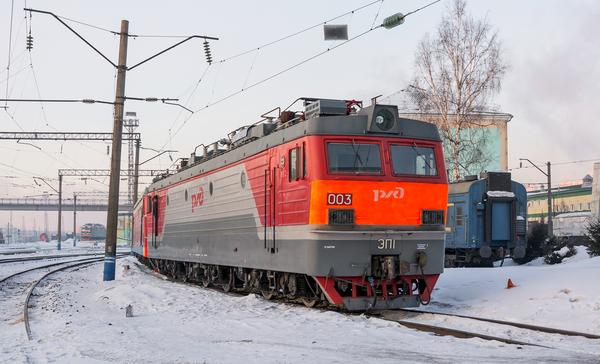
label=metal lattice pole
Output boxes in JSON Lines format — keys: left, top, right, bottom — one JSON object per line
{"left": 123, "top": 112, "right": 139, "bottom": 207}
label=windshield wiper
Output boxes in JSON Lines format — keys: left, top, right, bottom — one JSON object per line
{"left": 351, "top": 139, "right": 363, "bottom": 169}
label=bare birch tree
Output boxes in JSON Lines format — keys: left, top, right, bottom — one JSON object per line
{"left": 408, "top": 0, "right": 507, "bottom": 181}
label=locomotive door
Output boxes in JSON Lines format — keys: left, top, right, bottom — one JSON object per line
{"left": 151, "top": 195, "right": 158, "bottom": 248}
{"left": 265, "top": 153, "right": 279, "bottom": 253}
{"left": 144, "top": 195, "right": 158, "bottom": 250}
{"left": 142, "top": 195, "right": 152, "bottom": 256}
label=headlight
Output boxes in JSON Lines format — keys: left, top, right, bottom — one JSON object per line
{"left": 374, "top": 108, "right": 395, "bottom": 131}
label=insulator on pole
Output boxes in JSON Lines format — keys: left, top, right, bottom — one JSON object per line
{"left": 26, "top": 33, "right": 34, "bottom": 51}
{"left": 203, "top": 40, "right": 212, "bottom": 65}
{"left": 382, "top": 12, "right": 405, "bottom": 29}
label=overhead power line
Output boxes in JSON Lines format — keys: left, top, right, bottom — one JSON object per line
{"left": 165, "top": 0, "right": 441, "bottom": 145}
{"left": 4, "top": 0, "right": 16, "bottom": 107}
{"left": 216, "top": 0, "right": 384, "bottom": 64}
{"left": 510, "top": 158, "right": 600, "bottom": 171}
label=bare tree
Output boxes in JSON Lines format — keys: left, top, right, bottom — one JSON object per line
{"left": 408, "top": 0, "right": 507, "bottom": 181}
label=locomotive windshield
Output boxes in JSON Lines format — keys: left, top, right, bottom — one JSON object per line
{"left": 390, "top": 144, "right": 437, "bottom": 176}
{"left": 327, "top": 142, "right": 381, "bottom": 173}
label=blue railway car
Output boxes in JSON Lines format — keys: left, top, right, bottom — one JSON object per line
{"left": 445, "top": 172, "right": 527, "bottom": 267}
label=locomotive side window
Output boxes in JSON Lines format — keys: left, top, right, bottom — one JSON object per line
{"left": 302, "top": 142, "right": 306, "bottom": 177}
{"left": 289, "top": 147, "right": 300, "bottom": 181}
{"left": 327, "top": 142, "right": 381, "bottom": 174}
{"left": 390, "top": 145, "right": 437, "bottom": 176}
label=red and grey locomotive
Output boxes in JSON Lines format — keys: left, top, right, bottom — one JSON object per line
{"left": 132, "top": 98, "right": 448, "bottom": 310}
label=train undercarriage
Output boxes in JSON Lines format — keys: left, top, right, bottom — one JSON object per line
{"left": 134, "top": 253, "right": 437, "bottom": 311}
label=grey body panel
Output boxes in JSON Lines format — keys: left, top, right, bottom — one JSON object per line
{"left": 142, "top": 217, "right": 445, "bottom": 277}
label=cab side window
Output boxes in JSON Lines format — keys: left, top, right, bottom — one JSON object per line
{"left": 289, "top": 147, "right": 299, "bottom": 181}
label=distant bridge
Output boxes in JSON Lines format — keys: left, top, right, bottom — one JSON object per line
{"left": 0, "top": 198, "right": 132, "bottom": 212}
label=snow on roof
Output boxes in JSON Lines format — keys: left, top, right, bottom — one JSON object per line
{"left": 487, "top": 191, "right": 515, "bottom": 198}
{"left": 554, "top": 211, "right": 593, "bottom": 219}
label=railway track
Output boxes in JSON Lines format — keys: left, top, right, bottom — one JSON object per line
{"left": 0, "top": 255, "right": 123, "bottom": 341}
{"left": 0, "top": 251, "right": 129, "bottom": 264}
{"left": 134, "top": 259, "right": 598, "bottom": 351}
{"left": 398, "top": 308, "right": 600, "bottom": 339}
{"left": 375, "top": 308, "right": 600, "bottom": 353}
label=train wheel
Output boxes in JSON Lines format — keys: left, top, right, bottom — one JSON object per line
{"left": 300, "top": 297, "right": 318, "bottom": 308}
{"left": 201, "top": 268, "right": 211, "bottom": 288}
{"left": 287, "top": 274, "right": 298, "bottom": 297}
{"left": 222, "top": 268, "right": 234, "bottom": 293}
{"left": 261, "top": 290, "right": 275, "bottom": 300}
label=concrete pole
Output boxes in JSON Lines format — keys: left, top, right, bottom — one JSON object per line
{"left": 547, "top": 162, "right": 553, "bottom": 237}
{"left": 58, "top": 174, "right": 62, "bottom": 251}
{"left": 104, "top": 20, "right": 129, "bottom": 281}
{"left": 73, "top": 193, "right": 77, "bottom": 247}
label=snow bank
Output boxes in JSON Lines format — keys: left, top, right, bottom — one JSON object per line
{"left": 430, "top": 252, "right": 600, "bottom": 333}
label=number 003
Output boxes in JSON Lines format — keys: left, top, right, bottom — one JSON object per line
{"left": 327, "top": 193, "right": 352, "bottom": 206}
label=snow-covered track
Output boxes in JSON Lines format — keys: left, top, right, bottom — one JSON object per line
{"left": 0, "top": 251, "right": 128, "bottom": 264}
{"left": 0, "top": 249, "right": 38, "bottom": 256}
{"left": 22, "top": 257, "right": 113, "bottom": 340}
{"left": 0, "top": 256, "right": 108, "bottom": 284}
{"left": 375, "top": 309, "right": 600, "bottom": 354}
{"left": 376, "top": 315, "right": 550, "bottom": 348}
{"left": 400, "top": 308, "right": 600, "bottom": 340}
{"left": 0, "top": 255, "right": 124, "bottom": 341}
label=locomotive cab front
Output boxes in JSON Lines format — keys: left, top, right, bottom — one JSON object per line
{"left": 302, "top": 102, "right": 448, "bottom": 310}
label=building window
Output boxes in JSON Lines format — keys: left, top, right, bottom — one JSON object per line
{"left": 571, "top": 204, "right": 574, "bottom": 211}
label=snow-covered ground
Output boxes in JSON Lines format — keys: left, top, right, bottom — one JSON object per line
{"left": 0, "top": 248, "right": 599, "bottom": 363}
{"left": 427, "top": 246, "right": 600, "bottom": 333}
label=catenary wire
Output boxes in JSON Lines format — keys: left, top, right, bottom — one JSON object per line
{"left": 370, "top": 0, "right": 385, "bottom": 29}
{"left": 4, "top": 0, "right": 16, "bottom": 106}
{"left": 216, "top": 0, "right": 383, "bottom": 64}
{"left": 164, "top": 0, "right": 441, "bottom": 148}
{"left": 169, "top": 26, "right": 379, "bottom": 142}
{"left": 509, "top": 158, "right": 600, "bottom": 171}
{"left": 56, "top": 14, "right": 118, "bottom": 35}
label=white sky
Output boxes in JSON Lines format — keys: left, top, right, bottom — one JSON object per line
{"left": 1, "top": 0, "right": 599, "bottom": 230}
